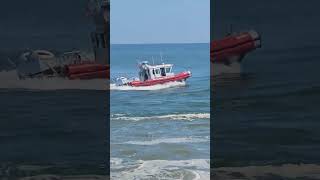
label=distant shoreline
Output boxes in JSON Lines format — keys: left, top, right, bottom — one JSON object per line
{"left": 111, "top": 42, "right": 209, "bottom": 46}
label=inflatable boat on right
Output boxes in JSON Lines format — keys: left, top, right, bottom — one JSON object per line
{"left": 211, "top": 30, "right": 261, "bottom": 75}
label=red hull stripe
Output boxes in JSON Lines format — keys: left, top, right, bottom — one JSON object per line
{"left": 68, "top": 69, "right": 109, "bottom": 80}
{"left": 210, "top": 31, "right": 261, "bottom": 62}
{"left": 211, "top": 32, "right": 257, "bottom": 52}
{"left": 66, "top": 63, "right": 109, "bottom": 79}
{"left": 128, "top": 72, "right": 191, "bottom": 87}
{"left": 66, "top": 64, "right": 109, "bottom": 75}
{"left": 212, "top": 41, "right": 258, "bottom": 62}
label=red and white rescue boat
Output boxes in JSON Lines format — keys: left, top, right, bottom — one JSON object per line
{"left": 115, "top": 61, "right": 191, "bottom": 87}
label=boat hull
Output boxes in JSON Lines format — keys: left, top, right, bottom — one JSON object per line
{"left": 128, "top": 71, "right": 191, "bottom": 87}
{"left": 211, "top": 30, "right": 261, "bottom": 63}
{"left": 65, "top": 63, "right": 109, "bottom": 80}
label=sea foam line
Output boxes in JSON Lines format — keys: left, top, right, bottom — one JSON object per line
{"left": 111, "top": 158, "right": 210, "bottom": 180}
{"left": 111, "top": 113, "right": 210, "bottom": 121}
{"left": 121, "top": 136, "right": 209, "bottom": 145}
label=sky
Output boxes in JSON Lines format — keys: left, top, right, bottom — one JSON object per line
{"left": 111, "top": 0, "right": 210, "bottom": 44}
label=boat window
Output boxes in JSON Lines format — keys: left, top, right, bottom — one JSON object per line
{"left": 144, "top": 72, "right": 148, "bottom": 80}
{"left": 160, "top": 68, "right": 166, "bottom": 76}
{"left": 165, "top": 67, "right": 171, "bottom": 73}
{"left": 147, "top": 70, "right": 151, "bottom": 79}
{"left": 155, "top": 69, "right": 160, "bottom": 74}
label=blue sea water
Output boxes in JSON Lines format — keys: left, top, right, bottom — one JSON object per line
{"left": 0, "top": 89, "right": 108, "bottom": 177}
{"left": 110, "top": 43, "right": 210, "bottom": 179}
{"left": 212, "top": 0, "right": 320, "bottom": 178}
{"left": 0, "top": 1, "right": 110, "bottom": 177}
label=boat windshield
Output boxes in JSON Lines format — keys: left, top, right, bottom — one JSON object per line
{"left": 139, "top": 68, "right": 150, "bottom": 81}
{"left": 160, "top": 68, "right": 166, "bottom": 76}
{"left": 165, "top": 67, "right": 171, "bottom": 73}
{"left": 146, "top": 69, "right": 151, "bottom": 80}
{"left": 144, "top": 71, "right": 148, "bottom": 80}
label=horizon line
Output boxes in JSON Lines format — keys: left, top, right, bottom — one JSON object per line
{"left": 110, "top": 42, "right": 209, "bottom": 45}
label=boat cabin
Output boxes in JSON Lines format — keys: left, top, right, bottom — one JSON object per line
{"left": 138, "top": 61, "right": 174, "bottom": 81}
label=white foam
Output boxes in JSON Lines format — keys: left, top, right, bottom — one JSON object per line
{"left": 0, "top": 70, "right": 109, "bottom": 90}
{"left": 111, "top": 113, "right": 210, "bottom": 122}
{"left": 110, "top": 81, "right": 186, "bottom": 91}
{"left": 122, "top": 137, "right": 209, "bottom": 145}
{"left": 111, "top": 158, "right": 210, "bottom": 180}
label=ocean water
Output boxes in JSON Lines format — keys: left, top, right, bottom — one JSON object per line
{"left": 0, "top": 59, "right": 109, "bottom": 177}
{"left": 0, "top": 1, "right": 110, "bottom": 178}
{"left": 212, "top": 0, "right": 320, "bottom": 179}
{"left": 0, "top": 88, "right": 109, "bottom": 178}
{"left": 0, "top": 57, "right": 109, "bottom": 178}
{"left": 110, "top": 43, "right": 210, "bottom": 179}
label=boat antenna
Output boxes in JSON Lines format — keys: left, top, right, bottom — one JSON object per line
{"left": 152, "top": 56, "right": 155, "bottom": 65}
{"left": 160, "top": 52, "right": 163, "bottom": 63}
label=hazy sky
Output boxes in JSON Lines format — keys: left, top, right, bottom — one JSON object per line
{"left": 111, "top": 0, "right": 210, "bottom": 44}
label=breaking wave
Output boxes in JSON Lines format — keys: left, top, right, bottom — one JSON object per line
{"left": 111, "top": 113, "right": 210, "bottom": 121}
{"left": 0, "top": 70, "right": 108, "bottom": 90}
{"left": 121, "top": 136, "right": 209, "bottom": 145}
{"left": 111, "top": 158, "right": 209, "bottom": 180}
{"left": 110, "top": 81, "right": 186, "bottom": 91}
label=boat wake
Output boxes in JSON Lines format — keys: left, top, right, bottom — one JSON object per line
{"left": 111, "top": 158, "right": 209, "bottom": 180}
{"left": 110, "top": 81, "right": 186, "bottom": 91}
{"left": 111, "top": 113, "right": 210, "bottom": 122}
{"left": 121, "top": 136, "right": 209, "bottom": 146}
{"left": 0, "top": 70, "right": 108, "bottom": 90}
